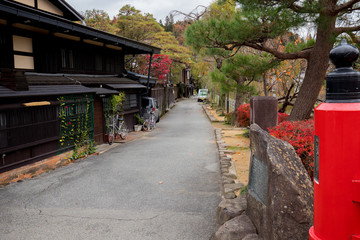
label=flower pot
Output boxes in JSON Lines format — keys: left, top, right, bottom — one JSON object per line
{"left": 134, "top": 125, "right": 142, "bottom": 132}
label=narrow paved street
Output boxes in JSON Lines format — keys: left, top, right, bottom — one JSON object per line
{"left": 0, "top": 98, "right": 221, "bottom": 240}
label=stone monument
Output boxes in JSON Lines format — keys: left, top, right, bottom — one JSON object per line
{"left": 247, "top": 124, "right": 313, "bottom": 239}
{"left": 250, "top": 96, "right": 277, "bottom": 131}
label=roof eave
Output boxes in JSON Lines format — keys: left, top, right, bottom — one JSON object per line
{"left": 0, "top": 1, "right": 161, "bottom": 54}
{"left": 57, "top": 0, "right": 84, "bottom": 21}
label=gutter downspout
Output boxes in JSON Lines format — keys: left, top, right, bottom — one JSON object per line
{"left": 146, "top": 53, "right": 153, "bottom": 96}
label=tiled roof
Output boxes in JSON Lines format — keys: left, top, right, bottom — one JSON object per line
{"left": 0, "top": 85, "right": 96, "bottom": 98}
{"left": 106, "top": 84, "right": 146, "bottom": 90}
{"left": 26, "top": 74, "right": 140, "bottom": 85}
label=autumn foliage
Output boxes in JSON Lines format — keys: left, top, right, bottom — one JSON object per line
{"left": 278, "top": 112, "right": 289, "bottom": 124}
{"left": 236, "top": 103, "right": 290, "bottom": 127}
{"left": 236, "top": 103, "right": 314, "bottom": 179}
{"left": 138, "top": 54, "right": 172, "bottom": 82}
{"left": 236, "top": 103, "right": 250, "bottom": 127}
{"left": 268, "top": 120, "right": 315, "bottom": 179}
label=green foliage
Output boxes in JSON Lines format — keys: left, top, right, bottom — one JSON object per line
{"left": 178, "top": 83, "right": 185, "bottom": 97}
{"left": 134, "top": 114, "right": 144, "bottom": 125}
{"left": 241, "top": 128, "right": 250, "bottom": 138}
{"left": 224, "top": 111, "right": 235, "bottom": 124}
{"left": 83, "top": 9, "right": 113, "bottom": 33}
{"left": 114, "top": 5, "right": 194, "bottom": 84}
{"left": 285, "top": 38, "right": 315, "bottom": 53}
{"left": 240, "top": 185, "right": 247, "bottom": 195}
{"left": 222, "top": 53, "right": 279, "bottom": 81}
{"left": 185, "top": 0, "right": 305, "bottom": 53}
{"left": 82, "top": 5, "right": 195, "bottom": 86}
{"left": 115, "top": 5, "right": 163, "bottom": 41}
{"left": 71, "top": 144, "right": 81, "bottom": 160}
{"left": 58, "top": 95, "right": 94, "bottom": 153}
{"left": 185, "top": 0, "right": 280, "bottom": 106}
{"left": 86, "top": 141, "right": 97, "bottom": 155}
{"left": 186, "top": 0, "right": 360, "bottom": 121}
{"left": 226, "top": 146, "right": 249, "bottom": 151}
{"left": 163, "top": 14, "right": 174, "bottom": 32}
{"left": 70, "top": 141, "right": 97, "bottom": 161}
{"left": 109, "top": 92, "right": 126, "bottom": 114}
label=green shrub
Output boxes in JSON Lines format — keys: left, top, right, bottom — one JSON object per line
{"left": 225, "top": 111, "right": 236, "bottom": 125}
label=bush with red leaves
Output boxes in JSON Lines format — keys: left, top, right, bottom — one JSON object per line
{"left": 278, "top": 112, "right": 289, "bottom": 124}
{"left": 236, "top": 103, "right": 290, "bottom": 127}
{"left": 237, "top": 103, "right": 250, "bottom": 127}
{"left": 269, "top": 120, "right": 315, "bottom": 179}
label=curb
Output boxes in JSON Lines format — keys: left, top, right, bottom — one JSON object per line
{"left": 214, "top": 128, "right": 244, "bottom": 199}
{"left": 204, "top": 106, "right": 262, "bottom": 239}
{"left": 212, "top": 128, "right": 262, "bottom": 240}
{"left": 202, "top": 104, "right": 219, "bottom": 122}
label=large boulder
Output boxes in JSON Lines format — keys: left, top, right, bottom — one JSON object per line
{"left": 247, "top": 124, "right": 313, "bottom": 240}
{"left": 217, "top": 195, "right": 247, "bottom": 225}
{"left": 213, "top": 215, "right": 257, "bottom": 240}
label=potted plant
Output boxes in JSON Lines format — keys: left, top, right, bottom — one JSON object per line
{"left": 134, "top": 114, "right": 144, "bottom": 131}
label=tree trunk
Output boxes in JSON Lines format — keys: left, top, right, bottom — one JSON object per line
{"left": 219, "top": 93, "right": 226, "bottom": 114}
{"left": 263, "top": 73, "right": 268, "bottom": 96}
{"left": 289, "top": 7, "right": 336, "bottom": 121}
{"left": 231, "top": 90, "right": 244, "bottom": 126}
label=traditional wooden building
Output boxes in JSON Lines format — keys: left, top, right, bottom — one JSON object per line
{"left": 181, "top": 67, "right": 195, "bottom": 98}
{"left": 0, "top": 0, "right": 160, "bottom": 171}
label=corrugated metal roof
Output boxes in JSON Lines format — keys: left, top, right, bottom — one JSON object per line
{"left": 91, "top": 87, "right": 118, "bottom": 95}
{"left": 26, "top": 75, "right": 74, "bottom": 85}
{"left": 26, "top": 74, "right": 139, "bottom": 85}
{"left": 73, "top": 77, "right": 138, "bottom": 85}
{"left": 106, "top": 83, "right": 146, "bottom": 90}
{"left": 0, "top": 85, "right": 96, "bottom": 98}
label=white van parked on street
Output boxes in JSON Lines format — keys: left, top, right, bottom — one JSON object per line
{"left": 197, "top": 89, "right": 209, "bottom": 102}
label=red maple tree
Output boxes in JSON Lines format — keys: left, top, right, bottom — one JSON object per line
{"left": 138, "top": 54, "right": 172, "bottom": 83}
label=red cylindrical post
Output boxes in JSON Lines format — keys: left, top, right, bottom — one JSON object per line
{"left": 309, "top": 40, "right": 360, "bottom": 239}
{"left": 310, "top": 103, "right": 360, "bottom": 239}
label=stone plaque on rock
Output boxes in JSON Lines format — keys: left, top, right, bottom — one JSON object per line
{"left": 247, "top": 124, "right": 313, "bottom": 240}
{"left": 248, "top": 155, "right": 268, "bottom": 205}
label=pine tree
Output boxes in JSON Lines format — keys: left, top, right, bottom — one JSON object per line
{"left": 186, "top": 0, "right": 360, "bottom": 120}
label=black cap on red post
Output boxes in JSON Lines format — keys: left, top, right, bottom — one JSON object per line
{"left": 326, "top": 39, "right": 360, "bottom": 102}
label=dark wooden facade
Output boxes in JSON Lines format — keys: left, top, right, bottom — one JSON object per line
{"left": 180, "top": 68, "right": 195, "bottom": 98}
{"left": 0, "top": 0, "right": 160, "bottom": 171}
{"left": 93, "top": 97, "right": 105, "bottom": 144}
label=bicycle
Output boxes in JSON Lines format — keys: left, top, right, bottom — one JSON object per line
{"left": 107, "top": 114, "right": 128, "bottom": 145}
{"left": 142, "top": 110, "right": 156, "bottom": 131}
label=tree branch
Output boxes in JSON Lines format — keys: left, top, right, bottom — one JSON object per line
{"left": 335, "top": 0, "right": 360, "bottom": 14}
{"left": 335, "top": 24, "right": 360, "bottom": 35}
{"left": 340, "top": 6, "right": 360, "bottom": 14}
{"left": 242, "top": 42, "right": 311, "bottom": 60}
{"left": 278, "top": 93, "right": 298, "bottom": 102}
{"left": 170, "top": 5, "right": 207, "bottom": 21}
{"left": 288, "top": 0, "right": 303, "bottom": 12}
{"left": 349, "top": 32, "right": 360, "bottom": 43}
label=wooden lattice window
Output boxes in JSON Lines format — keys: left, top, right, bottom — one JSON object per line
{"left": 0, "top": 105, "right": 59, "bottom": 151}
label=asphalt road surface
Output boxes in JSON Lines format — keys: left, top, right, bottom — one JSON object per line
{"left": 0, "top": 98, "right": 221, "bottom": 240}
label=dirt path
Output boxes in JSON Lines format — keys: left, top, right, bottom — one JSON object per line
{"left": 208, "top": 106, "right": 251, "bottom": 185}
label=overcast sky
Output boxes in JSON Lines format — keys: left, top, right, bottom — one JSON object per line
{"left": 66, "top": 0, "right": 214, "bottom": 22}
